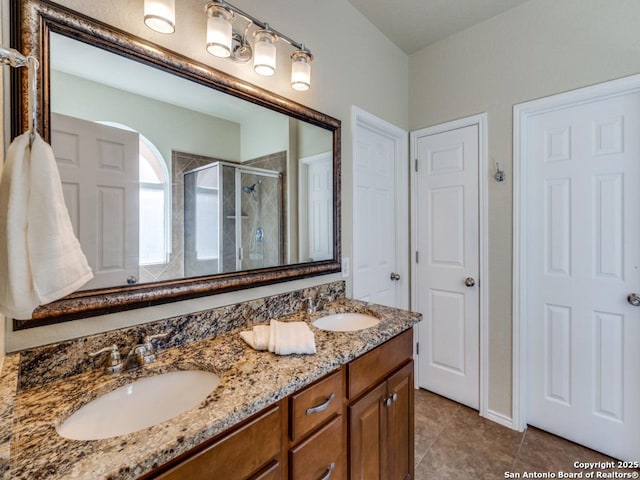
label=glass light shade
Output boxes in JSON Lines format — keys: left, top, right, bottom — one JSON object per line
{"left": 253, "top": 30, "right": 278, "bottom": 76}
{"left": 291, "top": 51, "right": 312, "bottom": 91}
{"left": 206, "top": 5, "right": 234, "bottom": 58}
{"left": 144, "top": 0, "right": 175, "bottom": 34}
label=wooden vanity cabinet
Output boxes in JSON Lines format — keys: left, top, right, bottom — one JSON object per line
{"left": 289, "top": 415, "right": 344, "bottom": 480}
{"left": 143, "top": 328, "right": 414, "bottom": 480}
{"left": 347, "top": 329, "right": 414, "bottom": 480}
{"left": 150, "top": 404, "right": 283, "bottom": 480}
{"left": 289, "top": 369, "right": 343, "bottom": 443}
{"left": 287, "top": 369, "right": 346, "bottom": 480}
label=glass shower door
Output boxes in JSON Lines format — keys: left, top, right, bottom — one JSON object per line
{"left": 238, "top": 170, "right": 281, "bottom": 270}
{"left": 183, "top": 163, "right": 221, "bottom": 277}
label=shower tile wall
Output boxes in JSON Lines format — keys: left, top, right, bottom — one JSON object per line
{"left": 239, "top": 173, "right": 281, "bottom": 270}
{"left": 245, "top": 151, "right": 287, "bottom": 264}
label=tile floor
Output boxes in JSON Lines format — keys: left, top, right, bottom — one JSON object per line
{"left": 414, "top": 389, "right": 639, "bottom": 479}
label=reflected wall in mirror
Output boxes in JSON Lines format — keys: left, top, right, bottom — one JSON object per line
{"left": 11, "top": 0, "right": 341, "bottom": 327}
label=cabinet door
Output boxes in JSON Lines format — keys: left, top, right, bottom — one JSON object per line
{"left": 348, "top": 382, "right": 387, "bottom": 480}
{"left": 387, "top": 361, "right": 414, "bottom": 480}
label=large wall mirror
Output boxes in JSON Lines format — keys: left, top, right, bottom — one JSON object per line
{"left": 10, "top": 0, "right": 341, "bottom": 328}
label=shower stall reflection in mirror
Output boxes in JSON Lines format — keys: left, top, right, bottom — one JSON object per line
{"left": 183, "top": 161, "right": 282, "bottom": 276}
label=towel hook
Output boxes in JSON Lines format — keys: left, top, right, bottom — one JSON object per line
{"left": 494, "top": 161, "right": 505, "bottom": 182}
{"left": 27, "top": 56, "right": 39, "bottom": 146}
{"left": 0, "top": 45, "right": 39, "bottom": 145}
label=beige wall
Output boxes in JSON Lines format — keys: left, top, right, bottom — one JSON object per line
{"left": 409, "top": 0, "right": 640, "bottom": 418}
{"left": 3, "top": 0, "right": 408, "bottom": 350}
{"left": 52, "top": 71, "right": 243, "bottom": 164}
{"left": 0, "top": 9, "right": 4, "bottom": 364}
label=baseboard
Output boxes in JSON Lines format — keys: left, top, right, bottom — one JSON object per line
{"left": 483, "top": 409, "right": 517, "bottom": 430}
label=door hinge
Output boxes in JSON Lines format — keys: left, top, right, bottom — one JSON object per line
{"left": 414, "top": 158, "right": 418, "bottom": 172}
{"left": 415, "top": 251, "right": 419, "bottom": 263}
{"left": 416, "top": 342, "right": 419, "bottom": 355}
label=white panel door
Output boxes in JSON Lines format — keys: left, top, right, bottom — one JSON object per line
{"left": 299, "top": 152, "right": 333, "bottom": 262}
{"left": 51, "top": 113, "right": 139, "bottom": 289}
{"left": 526, "top": 91, "right": 640, "bottom": 461}
{"left": 414, "top": 124, "right": 479, "bottom": 409}
{"left": 353, "top": 123, "right": 401, "bottom": 307}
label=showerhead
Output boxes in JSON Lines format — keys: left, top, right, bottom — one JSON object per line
{"left": 242, "top": 183, "right": 257, "bottom": 194}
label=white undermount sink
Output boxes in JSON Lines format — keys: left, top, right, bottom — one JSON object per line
{"left": 312, "top": 312, "right": 380, "bottom": 332}
{"left": 57, "top": 370, "right": 221, "bottom": 441}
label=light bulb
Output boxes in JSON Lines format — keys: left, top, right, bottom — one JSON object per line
{"left": 144, "top": 0, "right": 175, "bottom": 34}
{"left": 291, "top": 50, "right": 312, "bottom": 91}
{"left": 206, "top": 3, "right": 234, "bottom": 58}
{"left": 253, "top": 30, "right": 277, "bottom": 76}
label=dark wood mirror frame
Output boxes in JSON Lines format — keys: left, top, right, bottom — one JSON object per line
{"left": 10, "top": 0, "right": 341, "bottom": 329}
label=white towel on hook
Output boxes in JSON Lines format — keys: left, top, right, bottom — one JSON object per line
{"left": 0, "top": 132, "right": 93, "bottom": 319}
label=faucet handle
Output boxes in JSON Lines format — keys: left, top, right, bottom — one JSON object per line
{"left": 144, "top": 332, "right": 168, "bottom": 342}
{"left": 89, "top": 345, "right": 122, "bottom": 374}
{"left": 143, "top": 332, "right": 168, "bottom": 349}
{"left": 303, "top": 296, "right": 317, "bottom": 313}
{"left": 136, "top": 332, "right": 168, "bottom": 366}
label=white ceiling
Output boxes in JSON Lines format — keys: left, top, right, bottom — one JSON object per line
{"left": 347, "top": 0, "right": 530, "bottom": 54}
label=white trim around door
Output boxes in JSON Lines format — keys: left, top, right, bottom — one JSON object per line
{"left": 351, "top": 106, "right": 409, "bottom": 310}
{"left": 512, "top": 73, "right": 640, "bottom": 433}
{"left": 410, "top": 113, "right": 491, "bottom": 424}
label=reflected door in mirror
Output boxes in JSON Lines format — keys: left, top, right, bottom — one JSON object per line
{"left": 51, "top": 113, "right": 140, "bottom": 289}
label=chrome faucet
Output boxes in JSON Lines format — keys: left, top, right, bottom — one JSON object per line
{"left": 126, "top": 333, "right": 169, "bottom": 369}
{"left": 89, "top": 333, "right": 168, "bottom": 373}
{"left": 89, "top": 344, "right": 123, "bottom": 374}
{"left": 303, "top": 293, "right": 334, "bottom": 313}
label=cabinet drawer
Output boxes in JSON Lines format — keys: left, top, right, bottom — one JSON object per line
{"left": 289, "top": 415, "right": 344, "bottom": 480}
{"left": 347, "top": 328, "right": 413, "bottom": 400}
{"left": 290, "top": 369, "right": 343, "bottom": 442}
{"left": 250, "top": 461, "right": 281, "bottom": 480}
{"left": 155, "top": 405, "right": 281, "bottom": 480}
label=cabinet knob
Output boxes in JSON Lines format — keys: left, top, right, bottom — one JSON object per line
{"left": 391, "top": 393, "right": 398, "bottom": 403}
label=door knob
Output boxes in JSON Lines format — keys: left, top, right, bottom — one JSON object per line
{"left": 464, "top": 277, "right": 475, "bottom": 287}
{"left": 127, "top": 275, "right": 138, "bottom": 285}
{"left": 390, "top": 272, "right": 401, "bottom": 281}
{"left": 628, "top": 293, "right": 640, "bottom": 306}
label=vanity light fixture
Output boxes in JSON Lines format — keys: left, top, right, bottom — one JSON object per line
{"left": 205, "top": 2, "right": 234, "bottom": 57}
{"left": 202, "top": 1, "right": 314, "bottom": 88}
{"left": 291, "top": 49, "right": 312, "bottom": 91}
{"left": 145, "top": 0, "right": 314, "bottom": 90}
{"left": 143, "top": 0, "right": 175, "bottom": 34}
{"left": 253, "top": 29, "right": 277, "bottom": 76}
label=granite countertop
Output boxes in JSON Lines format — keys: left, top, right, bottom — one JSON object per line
{"left": 0, "top": 299, "right": 420, "bottom": 480}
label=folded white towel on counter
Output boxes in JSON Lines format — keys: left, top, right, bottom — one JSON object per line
{"left": 251, "top": 324, "right": 271, "bottom": 350}
{"left": 0, "top": 132, "right": 93, "bottom": 319}
{"left": 240, "top": 320, "right": 316, "bottom": 355}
